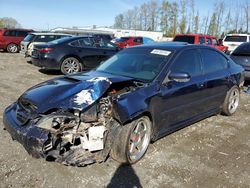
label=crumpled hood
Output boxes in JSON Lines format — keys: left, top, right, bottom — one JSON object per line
{"left": 20, "top": 71, "right": 134, "bottom": 113}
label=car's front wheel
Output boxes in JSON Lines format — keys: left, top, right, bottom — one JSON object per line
{"left": 110, "top": 116, "right": 152, "bottom": 164}
{"left": 7, "top": 43, "right": 18, "bottom": 53}
{"left": 61, "top": 57, "right": 82, "bottom": 75}
{"left": 222, "top": 85, "right": 240, "bottom": 116}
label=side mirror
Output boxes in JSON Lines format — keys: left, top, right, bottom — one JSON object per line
{"left": 168, "top": 72, "right": 191, "bottom": 83}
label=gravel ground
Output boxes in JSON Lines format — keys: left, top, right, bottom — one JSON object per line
{"left": 0, "top": 52, "right": 250, "bottom": 188}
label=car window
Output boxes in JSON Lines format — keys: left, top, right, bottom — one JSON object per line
{"left": 206, "top": 38, "right": 212, "bottom": 45}
{"left": 170, "top": 49, "right": 202, "bottom": 77}
{"left": 232, "top": 43, "right": 250, "bottom": 55}
{"left": 34, "top": 35, "right": 57, "bottom": 42}
{"left": 17, "top": 31, "right": 28, "bottom": 37}
{"left": 173, "top": 36, "right": 195, "bottom": 44}
{"left": 143, "top": 37, "right": 154, "bottom": 44}
{"left": 4, "top": 30, "right": 16, "bottom": 36}
{"left": 134, "top": 38, "right": 143, "bottom": 43}
{"left": 79, "top": 38, "right": 95, "bottom": 47}
{"left": 224, "top": 36, "right": 247, "bottom": 42}
{"left": 99, "top": 41, "right": 117, "bottom": 49}
{"left": 69, "top": 40, "right": 81, "bottom": 47}
{"left": 198, "top": 37, "right": 205, "bottom": 44}
{"left": 201, "top": 49, "right": 228, "bottom": 74}
{"left": 23, "top": 34, "right": 35, "bottom": 42}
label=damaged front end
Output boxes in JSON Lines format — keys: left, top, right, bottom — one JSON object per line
{"left": 3, "top": 75, "right": 147, "bottom": 166}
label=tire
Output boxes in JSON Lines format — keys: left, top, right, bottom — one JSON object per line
{"left": 221, "top": 86, "right": 240, "bottom": 116}
{"left": 60, "top": 57, "right": 82, "bottom": 75}
{"left": 7, "top": 43, "right": 18, "bottom": 53}
{"left": 110, "top": 116, "right": 152, "bottom": 164}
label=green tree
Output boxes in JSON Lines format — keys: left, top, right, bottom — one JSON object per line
{"left": 0, "top": 17, "right": 21, "bottom": 28}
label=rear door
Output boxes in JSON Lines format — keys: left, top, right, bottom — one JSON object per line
{"left": 72, "top": 38, "right": 114, "bottom": 69}
{"left": 200, "top": 48, "right": 230, "bottom": 110}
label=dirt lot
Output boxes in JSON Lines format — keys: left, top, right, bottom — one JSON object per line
{"left": 0, "top": 52, "right": 250, "bottom": 188}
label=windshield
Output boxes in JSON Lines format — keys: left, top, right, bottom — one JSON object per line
{"left": 96, "top": 48, "right": 172, "bottom": 82}
{"left": 116, "top": 37, "right": 129, "bottom": 42}
{"left": 23, "top": 34, "right": 35, "bottom": 42}
{"left": 173, "top": 36, "right": 195, "bottom": 44}
{"left": 224, "top": 36, "right": 247, "bottom": 42}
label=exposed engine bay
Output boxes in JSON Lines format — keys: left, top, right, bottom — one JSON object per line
{"left": 32, "top": 80, "right": 142, "bottom": 166}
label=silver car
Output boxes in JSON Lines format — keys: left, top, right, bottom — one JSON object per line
{"left": 20, "top": 33, "right": 72, "bottom": 58}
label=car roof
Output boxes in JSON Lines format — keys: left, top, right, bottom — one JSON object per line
{"left": 225, "top": 33, "right": 250, "bottom": 36}
{"left": 1, "top": 28, "right": 33, "bottom": 31}
{"left": 175, "top": 34, "right": 216, "bottom": 38}
{"left": 129, "top": 42, "right": 219, "bottom": 52}
{"left": 30, "top": 32, "right": 71, "bottom": 36}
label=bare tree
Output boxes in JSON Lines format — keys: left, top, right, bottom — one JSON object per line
{"left": 179, "top": 0, "right": 187, "bottom": 34}
{"left": 243, "top": 0, "right": 250, "bottom": 33}
{"left": 114, "top": 14, "right": 125, "bottom": 29}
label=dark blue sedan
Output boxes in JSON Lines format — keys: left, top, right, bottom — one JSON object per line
{"left": 3, "top": 43, "right": 244, "bottom": 166}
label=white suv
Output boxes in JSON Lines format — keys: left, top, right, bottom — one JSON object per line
{"left": 223, "top": 34, "right": 250, "bottom": 54}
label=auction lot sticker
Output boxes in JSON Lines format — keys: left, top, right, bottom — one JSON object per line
{"left": 151, "top": 49, "right": 171, "bottom": 56}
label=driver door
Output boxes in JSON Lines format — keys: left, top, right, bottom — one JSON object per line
{"left": 154, "top": 49, "right": 207, "bottom": 135}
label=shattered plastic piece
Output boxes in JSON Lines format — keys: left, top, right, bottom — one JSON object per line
{"left": 87, "top": 126, "right": 106, "bottom": 151}
{"left": 74, "top": 89, "right": 95, "bottom": 105}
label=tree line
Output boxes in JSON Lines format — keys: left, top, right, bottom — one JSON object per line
{"left": 0, "top": 17, "right": 21, "bottom": 28}
{"left": 113, "top": 0, "right": 250, "bottom": 37}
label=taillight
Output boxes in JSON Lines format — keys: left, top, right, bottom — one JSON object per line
{"left": 38, "top": 48, "right": 53, "bottom": 53}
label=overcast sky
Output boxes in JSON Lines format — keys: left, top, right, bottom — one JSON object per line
{"left": 0, "top": 0, "right": 233, "bottom": 30}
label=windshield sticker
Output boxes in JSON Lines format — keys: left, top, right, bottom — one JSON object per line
{"left": 151, "top": 49, "right": 171, "bottom": 56}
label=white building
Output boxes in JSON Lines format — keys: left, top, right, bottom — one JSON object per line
{"left": 51, "top": 26, "right": 163, "bottom": 41}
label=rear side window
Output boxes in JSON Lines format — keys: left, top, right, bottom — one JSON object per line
{"left": 173, "top": 36, "right": 195, "bottom": 44}
{"left": 170, "top": 49, "right": 202, "bottom": 77}
{"left": 23, "top": 34, "right": 35, "bottom": 42}
{"left": 224, "top": 36, "right": 247, "bottom": 42}
{"left": 201, "top": 49, "right": 228, "bottom": 74}
{"left": 4, "top": 30, "right": 16, "bottom": 36}
{"left": 35, "top": 35, "right": 57, "bottom": 42}
{"left": 17, "top": 31, "right": 28, "bottom": 37}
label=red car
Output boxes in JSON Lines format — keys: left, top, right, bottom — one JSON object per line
{"left": 173, "top": 34, "right": 228, "bottom": 52}
{"left": 0, "top": 28, "right": 33, "bottom": 53}
{"left": 115, "top": 36, "right": 154, "bottom": 48}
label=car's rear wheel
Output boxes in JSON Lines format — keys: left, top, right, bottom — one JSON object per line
{"left": 222, "top": 86, "right": 240, "bottom": 116}
{"left": 110, "top": 116, "right": 152, "bottom": 164}
{"left": 61, "top": 57, "right": 82, "bottom": 75}
{"left": 7, "top": 43, "right": 18, "bottom": 53}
